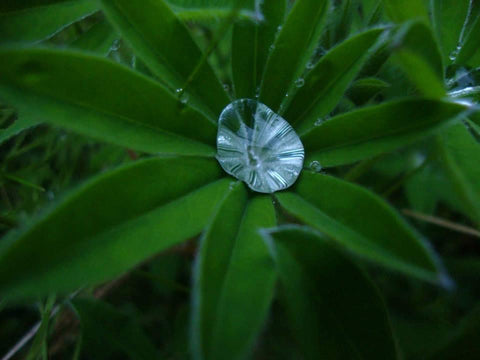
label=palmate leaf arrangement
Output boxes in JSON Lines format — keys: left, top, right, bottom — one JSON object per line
{"left": 1, "top": 0, "right": 480, "bottom": 358}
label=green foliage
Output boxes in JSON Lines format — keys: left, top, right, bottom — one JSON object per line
{"left": 0, "top": 0, "right": 98, "bottom": 44}
{"left": 0, "top": 0, "right": 479, "bottom": 359}
{"left": 265, "top": 226, "right": 399, "bottom": 359}
{"left": 276, "top": 171, "right": 444, "bottom": 283}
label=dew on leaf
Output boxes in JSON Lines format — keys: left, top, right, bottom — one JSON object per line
{"left": 295, "top": 78, "right": 305, "bottom": 88}
{"left": 309, "top": 160, "right": 322, "bottom": 172}
{"left": 216, "top": 99, "right": 304, "bottom": 193}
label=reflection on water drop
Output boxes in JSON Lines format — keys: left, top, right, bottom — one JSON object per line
{"left": 309, "top": 161, "right": 322, "bottom": 172}
{"left": 110, "top": 39, "right": 121, "bottom": 52}
{"left": 314, "top": 118, "right": 324, "bottom": 126}
{"left": 216, "top": 99, "right": 304, "bottom": 193}
{"left": 295, "top": 78, "right": 305, "bottom": 88}
{"left": 255, "top": 86, "right": 260, "bottom": 98}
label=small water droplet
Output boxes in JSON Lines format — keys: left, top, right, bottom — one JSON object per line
{"left": 111, "top": 39, "right": 121, "bottom": 51}
{"left": 277, "top": 25, "right": 282, "bottom": 32}
{"left": 269, "top": 44, "right": 275, "bottom": 52}
{"left": 255, "top": 86, "right": 260, "bottom": 98}
{"left": 223, "top": 84, "right": 230, "bottom": 92}
{"left": 180, "top": 94, "right": 189, "bottom": 104}
{"left": 309, "top": 161, "right": 322, "bottom": 172}
{"left": 216, "top": 99, "right": 304, "bottom": 193}
{"left": 449, "top": 45, "right": 462, "bottom": 61}
{"left": 295, "top": 78, "right": 305, "bottom": 88}
{"left": 176, "top": 88, "right": 183, "bottom": 94}
{"left": 314, "top": 118, "right": 324, "bottom": 126}
{"left": 306, "top": 61, "right": 315, "bottom": 70}
{"left": 47, "top": 191, "right": 55, "bottom": 201}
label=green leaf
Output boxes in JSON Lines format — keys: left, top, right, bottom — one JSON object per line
{"left": 302, "top": 98, "right": 467, "bottom": 168}
{"left": 437, "top": 123, "right": 480, "bottom": 227}
{"left": 70, "top": 19, "right": 117, "bottom": 55}
{"left": 0, "top": 0, "right": 74, "bottom": 12}
{"left": 167, "top": 0, "right": 257, "bottom": 22}
{"left": 192, "top": 191, "right": 277, "bottom": 360}
{"left": 276, "top": 171, "right": 448, "bottom": 284}
{"left": 0, "top": 106, "right": 41, "bottom": 145}
{"left": 456, "top": 13, "right": 480, "bottom": 67}
{"left": 392, "top": 21, "right": 445, "bottom": 97}
{"left": 232, "top": 0, "right": 286, "bottom": 99}
{"left": 0, "top": 157, "right": 228, "bottom": 300}
{"left": 427, "top": 303, "right": 480, "bottom": 360}
{"left": 0, "top": 0, "right": 98, "bottom": 44}
{"left": 384, "top": 0, "right": 429, "bottom": 23}
{"left": 284, "top": 27, "right": 384, "bottom": 132}
{"left": 166, "top": 0, "right": 253, "bottom": 8}
{"left": 0, "top": 48, "right": 216, "bottom": 156}
{"left": 431, "top": 0, "right": 472, "bottom": 64}
{"left": 73, "top": 298, "right": 160, "bottom": 360}
{"left": 259, "top": 0, "right": 329, "bottom": 112}
{"left": 26, "top": 295, "right": 55, "bottom": 360}
{"left": 348, "top": 77, "right": 390, "bottom": 105}
{"left": 264, "top": 226, "right": 399, "bottom": 360}
{"left": 100, "top": 0, "right": 230, "bottom": 119}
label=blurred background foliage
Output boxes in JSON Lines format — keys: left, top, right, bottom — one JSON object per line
{"left": 0, "top": 0, "right": 480, "bottom": 359}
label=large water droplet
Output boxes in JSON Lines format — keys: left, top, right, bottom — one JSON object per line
{"left": 216, "top": 99, "right": 304, "bottom": 193}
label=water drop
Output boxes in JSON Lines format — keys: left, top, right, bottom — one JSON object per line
{"left": 295, "top": 78, "right": 305, "bottom": 88}
{"left": 449, "top": 45, "right": 462, "bottom": 62}
{"left": 223, "top": 84, "right": 230, "bottom": 92}
{"left": 111, "top": 39, "right": 121, "bottom": 52}
{"left": 180, "top": 93, "right": 189, "bottom": 104}
{"left": 277, "top": 25, "right": 282, "bottom": 32}
{"left": 309, "top": 161, "right": 322, "bottom": 172}
{"left": 216, "top": 99, "right": 304, "bottom": 193}
{"left": 269, "top": 44, "right": 275, "bottom": 52}
{"left": 306, "top": 61, "right": 315, "bottom": 70}
{"left": 314, "top": 118, "right": 324, "bottom": 126}
{"left": 254, "top": 86, "right": 261, "bottom": 99}
{"left": 176, "top": 88, "right": 183, "bottom": 94}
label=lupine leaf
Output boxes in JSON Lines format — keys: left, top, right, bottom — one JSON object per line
{"left": 285, "top": 27, "right": 385, "bottom": 131}
{"left": 0, "top": 0, "right": 98, "bottom": 44}
{"left": 232, "top": 0, "right": 286, "bottom": 99}
{"left": 0, "top": 48, "right": 216, "bottom": 156}
{"left": 259, "top": 0, "right": 329, "bottom": 112}
{"left": 276, "top": 171, "right": 448, "bottom": 284}
{"left": 264, "top": 225, "right": 399, "bottom": 360}
{"left": 301, "top": 99, "right": 466, "bottom": 167}
{"left": 437, "top": 123, "right": 480, "bottom": 227}
{"left": 0, "top": 157, "right": 228, "bottom": 299}
{"left": 192, "top": 191, "right": 277, "bottom": 360}
{"left": 100, "top": 0, "right": 230, "bottom": 120}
